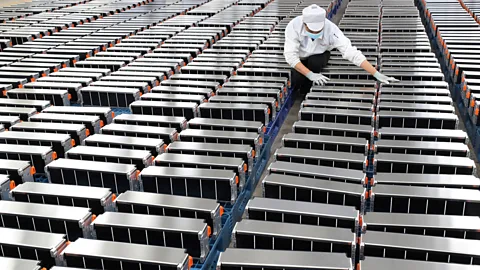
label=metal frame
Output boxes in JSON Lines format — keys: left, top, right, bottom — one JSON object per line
{"left": 11, "top": 182, "right": 114, "bottom": 215}
{"left": 92, "top": 211, "right": 211, "bottom": 261}
{"left": 45, "top": 158, "right": 138, "bottom": 194}
{"left": 371, "top": 184, "right": 480, "bottom": 216}
{"left": 262, "top": 173, "right": 366, "bottom": 210}
{"left": 217, "top": 249, "right": 353, "bottom": 270}
{"left": 232, "top": 219, "right": 356, "bottom": 260}
{"left": 360, "top": 230, "right": 480, "bottom": 265}
{"left": 0, "top": 200, "right": 94, "bottom": 241}
{"left": 65, "top": 145, "right": 153, "bottom": 170}
{"left": 139, "top": 166, "right": 238, "bottom": 204}
{"left": 100, "top": 123, "right": 178, "bottom": 144}
{"left": 61, "top": 238, "right": 191, "bottom": 270}
{"left": 0, "top": 227, "right": 67, "bottom": 268}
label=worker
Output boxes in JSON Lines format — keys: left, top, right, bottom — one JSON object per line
{"left": 284, "top": 4, "right": 398, "bottom": 94}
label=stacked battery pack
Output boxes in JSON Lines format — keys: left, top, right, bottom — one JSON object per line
{"left": 217, "top": 0, "right": 360, "bottom": 270}
{"left": 366, "top": 0, "right": 480, "bottom": 269}
{"left": 420, "top": 0, "right": 480, "bottom": 157}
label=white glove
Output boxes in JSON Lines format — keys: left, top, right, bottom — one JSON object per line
{"left": 374, "top": 71, "right": 399, "bottom": 84}
{"left": 306, "top": 71, "right": 330, "bottom": 86}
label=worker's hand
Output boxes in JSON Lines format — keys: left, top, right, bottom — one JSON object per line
{"left": 374, "top": 71, "right": 399, "bottom": 84}
{"left": 306, "top": 71, "right": 330, "bottom": 86}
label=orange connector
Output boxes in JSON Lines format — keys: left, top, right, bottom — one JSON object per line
{"left": 9, "top": 180, "right": 16, "bottom": 190}
{"left": 188, "top": 256, "right": 193, "bottom": 269}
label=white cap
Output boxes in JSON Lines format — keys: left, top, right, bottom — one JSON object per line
{"left": 302, "top": 4, "right": 326, "bottom": 32}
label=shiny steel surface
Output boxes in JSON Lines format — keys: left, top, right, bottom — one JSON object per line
{"left": 218, "top": 249, "right": 352, "bottom": 270}
{"left": 63, "top": 238, "right": 189, "bottom": 266}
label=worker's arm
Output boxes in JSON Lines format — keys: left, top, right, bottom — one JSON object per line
{"left": 360, "top": 59, "right": 378, "bottom": 75}
{"left": 332, "top": 24, "right": 399, "bottom": 84}
{"left": 284, "top": 21, "right": 303, "bottom": 70}
{"left": 293, "top": 62, "right": 311, "bottom": 76}
{"left": 360, "top": 59, "right": 399, "bottom": 83}
{"left": 330, "top": 24, "right": 367, "bottom": 67}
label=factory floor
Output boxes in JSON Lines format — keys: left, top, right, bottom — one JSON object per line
{"left": 253, "top": 0, "right": 349, "bottom": 197}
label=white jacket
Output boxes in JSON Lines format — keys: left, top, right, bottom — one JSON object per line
{"left": 284, "top": 16, "right": 366, "bottom": 68}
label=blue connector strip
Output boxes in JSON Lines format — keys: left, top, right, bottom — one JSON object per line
{"left": 191, "top": 89, "right": 295, "bottom": 270}
{"left": 112, "top": 107, "right": 132, "bottom": 116}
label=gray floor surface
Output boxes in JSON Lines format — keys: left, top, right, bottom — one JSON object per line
{"left": 253, "top": 1, "right": 349, "bottom": 197}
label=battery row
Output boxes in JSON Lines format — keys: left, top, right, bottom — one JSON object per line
{"left": 0, "top": 0, "right": 295, "bottom": 269}
{"left": 217, "top": 0, "right": 365, "bottom": 269}
{"left": 420, "top": 0, "right": 480, "bottom": 149}
{"left": 217, "top": 0, "right": 480, "bottom": 269}
{"left": 428, "top": 0, "right": 480, "bottom": 116}
{"left": 364, "top": 1, "right": 480, "bottom": 269}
